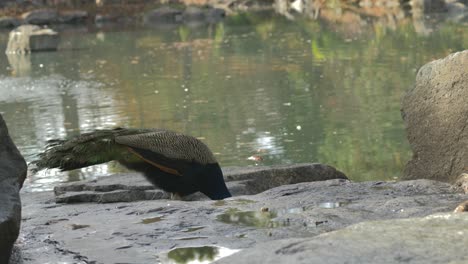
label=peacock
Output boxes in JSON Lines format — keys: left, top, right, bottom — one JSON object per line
{"left": 32, "top": 128, "right": 232, "bottom": 200}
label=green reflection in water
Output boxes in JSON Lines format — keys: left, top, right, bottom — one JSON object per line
{"left": 141, "top": 216, "right": 164, "bottom": 224}
{"left": 318, "top": 202, "right": 349, "bottom": 209}
{"left": 217, "top": 208, "right": 281, "bottom": 228}
{"left": 0, "top": 12, "right": 466, "bottom": 192}
{"left": 213, "top": 199, "right": 256, "bottom": 206}
{"left": 166, "top": 246, "right": 240, "bottom": 264}
{"left": 182, "top": 226, "right": 205, "bottom": 232}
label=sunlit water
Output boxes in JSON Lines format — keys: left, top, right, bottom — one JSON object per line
{"left": 0, "top": 12, "right": 466, "bottom": 192}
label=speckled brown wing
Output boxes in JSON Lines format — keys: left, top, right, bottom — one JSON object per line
{"left": 115, "top": 130, "right": 217, "bottom": 175}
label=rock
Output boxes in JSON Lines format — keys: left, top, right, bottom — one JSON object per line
{"left": 0, "top": 16, "right": 21, "bottom": 28}
{"left": 5, "top": 25, "right": 60, "bottom": 54}
{"left": 21, "top": 9, "right": 59, "bottom": 25}
{"left": 17, "top": 179, "right": 467, "bottom": 263}
{"left": 454, "top": 173, "right": 468, "bottom": 193}
{"left": 206, "top": 8, "right": 226, "bottom": 23}
{"left": 454, "top": 200, "right": 468, "bottom": 212}
{"left": 182, "top": 6, "right": 206, "bottom": 22}
{"left": 447, "top": 0, "right": 467, "bottom": 12}
{"left": 224, "top": 163, "right": 348, "bottom": 195}
{"left": 410, "top": 0, "right": 447, "bottom": 13}
{"left": 144, "top": 7, "right": 183, "bottom": 24}
{"left": 215, "top": 213, "right": 468, "bottom": 264}
{"left": 446, "top": 1, "right": 468, "bottom": 22}
{"left": 94, "top": 14, "right": 120, "bottom": 24}
{"left": 59, "top": 10, "right": 88, "bottom": 24}
{"left": 401, "top": 50, "right": 468, "bottom": 183}
{"left": 0, "top": 114, "right": 27, "bottom": 264}
{"left": 53, "top": 163, "right": 347, "bottom": 203}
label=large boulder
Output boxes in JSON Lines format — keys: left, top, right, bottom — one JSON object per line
{"left": 401, "top": 50, "right": 468, "bottom": 183}
{"left": 0, "top": 114, "right": 27, "bottom": 264}
{"left": 5, "top": 25, "right": 59, "bottom": 54}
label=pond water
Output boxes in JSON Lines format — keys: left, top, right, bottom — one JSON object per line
{"left": 0, "top": 12, "right": 466, "bottom": 192}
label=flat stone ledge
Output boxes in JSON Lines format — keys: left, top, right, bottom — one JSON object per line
{"left": 215, "top": 212, "right": 468, "bottom": 264}
{"left": 53, "top": 163, "right": 348, "bottom": 203}
{"left": 14, "top": 179, "right": 467, "bottom": 264}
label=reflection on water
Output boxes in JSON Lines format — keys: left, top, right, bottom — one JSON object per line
{"left": 217, "top": 208, "right": 281, "bottom": 228}
{"left": 318, "top": 202, "right": 349, "bottom": 209}
{"left": 182, "top": 226, "right": 206, "bottom": 232}
{"left": 141, "top": 216, "right": 165, "bottom": 224}
{"left": 165, "top": 246, "right": 240, "bottom": 264}
{"left": 0, "top": 12, "right": 466, "bottom": 192}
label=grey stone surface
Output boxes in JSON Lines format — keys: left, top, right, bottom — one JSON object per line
{"left": 53, "top": 163, "right": 348, "bottom": 203}
{"left": 58, "top": 10, "right": 88, "bottom": 24}
{"left": 0, "top": 114, "right": 27, "bottom": 264}
{"left": 5, "top": 25, "right": 59, "bottom": 54}
{"left": 144, "top": 7, "right": 183, "bottom": 24}
{"left": 0, "top": 16, "right": 21, "bottom": 28}
{"left": 182, "top": 6, "right": 206, "bottom": 21}
{"left": 14, "top": 179, "right": 467, "bottom": 264}
{"left": 215, "top": 213, "right": 468, "bottom": 264}
{"left": 401, "top": 50, "right": 468, "bottom": 183}
{"left": 21, "top": 9, "right": 58, "bottom": 25}
{"left": 206, "top": 8, "right": 226, "bottom": 23}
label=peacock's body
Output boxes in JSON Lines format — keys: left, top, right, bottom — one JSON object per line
{"left": 33, "top": 128, "right": 231, "bottom": 200}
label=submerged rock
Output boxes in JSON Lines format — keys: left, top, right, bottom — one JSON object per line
{"left": 16, "top": 179, "right": 467, "bottom": 263}
{"left": 401, "top": 50, "right": 468, "bottom": 183}
{"left": 0, "top": 114, "right": 27, "bottom": 264}
{"left": 5, "top": 25, "right": 59, "bottom": 54}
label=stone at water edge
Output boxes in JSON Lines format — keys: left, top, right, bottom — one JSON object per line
{"left": 0, "top": 114, "right": 27, "bottom": 264}
{"left": 21, "top": 9, "right": 58, "bottom": 25}
{"left": 215, "top": 213, "right": 468, "bottom": 264}
{"left": 52, "top": 163, "right": 348, "bottom": 203}
{"left": 401, "top": 50, "right": 468, "bottom": 184}
{"left": 144, "top": 7, "right": 183, "bottom": 24}
{"left": 17, "top": 179, "right": 467, "bottom": 264}
{"left": 0, "top": 16, "right": 21, "bottom": 28}
{"left": 5, "top": 24, "right": 59, "bottom": 54}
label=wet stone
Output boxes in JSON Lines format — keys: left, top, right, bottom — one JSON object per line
{"left": 16, "top": 179, "right": 468, "bottom": 264}
{"left": 162, "top": 246, "right": 240, "bottom": 264}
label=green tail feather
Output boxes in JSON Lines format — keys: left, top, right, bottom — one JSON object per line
{"left": 31, "top": 128, "right": 155, "bottom": 172}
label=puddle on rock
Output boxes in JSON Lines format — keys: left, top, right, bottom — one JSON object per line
{"left": 175, "top": 236, "right": 208, "bottom": 240}
{"left": 216, "top": 208, "right": 280, "bottom": 228}
{"left": 213, "top": 200, "right": 227, "bottom": 206}
{"left": 275, "top": 206, "right": 307, "bottom": 216}
{"left": 318, "top": 202, "right": 349, "bottom": 209}
{"left": 164, "top": 246, "right": 240, "bottom": 264}
{"left": 212, "top": 199, "right": 255, "bottom": 207}
{"left": 182, "top": 226, "right": 205, "bottom": 233}
{"left": 371, "top": 185, "right": 395, "bottom": 191}
{"left": 141, "top": 216, "right": 165, "bottom": 224}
